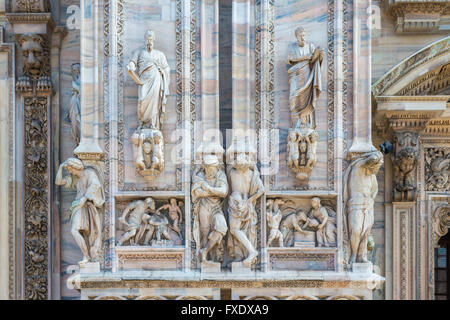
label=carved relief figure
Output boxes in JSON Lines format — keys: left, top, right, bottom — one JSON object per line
{"left": 56, "top": 158, "right": 104, "bottom": 264}
{"left": 393, "top": 148, "right": 418, "bottom": 201}
{"left": 155, "top": 198, "right": 183, "bottom": 235}
{"left": 266, "top": 199, "right": 284, "bottom": 247}
{"left": 343, "top": 151, "right": 383, "bottom": 265}
{"left": 287, "top": 127, "right": 318, "bottom": 181}
{"left": 280, "top": 209, "right": 313, "bottom": 247}
{"left": 127, "top": 29, "right": 170, "bottom": 130}
{"left": 226, "top": 142, "right": 264, "bottom": 267}
{"left": 143, "top": 210, "right": 172, "bottom": 245}
{"left": 192, "top": 153, "right": 228, "bottom": 265}
{"left": 287, "top": 26, "right": 324, "bottom": 129}
{"left": 117, "top": 197, "right": 156, "bottom": 246}
{"left": 17, "top": 34, "right": 51, "bottom": 92}
{"left": 308, "top": 197, "right": 337, "bottom": 247}
{"left": 68, "top": 63, "right": 81, "bottom": 144}
{"left": 133, "top": 130, "right": 164, "bottom": 180}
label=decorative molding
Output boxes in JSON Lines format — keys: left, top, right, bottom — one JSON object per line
{"left": 372, "top": 37, "right": 450, "bottom": 96}
{"left": 397, "top": 62, "right": 450, "bottom": 96}
{"left": 115, "top": 247, "right": 184, "bottom": 271}
{"left": 268, "top": 250, "right": 336, "bottom": 271}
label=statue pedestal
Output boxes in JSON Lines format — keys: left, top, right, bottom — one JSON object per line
{"left": 201, "top": 261, "right": 221, "bottom": 273}
{"left": 293, "top": 231, "right": 316, "bottom": 248}
{"left": 79, "top": 262, "right": 100, "bottom": 274}
{"left": 231, "top": 262, "right": 253, "bottom": 273}
{"left": 352, "top": 262, "right": 373, "bottom": 274}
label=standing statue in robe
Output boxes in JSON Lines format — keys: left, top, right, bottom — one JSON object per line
{"left": 127, "top": 29, "right": 170, "bottom": 130}
{"left": 56, "top": 158, "right": 104, "bottom": 264}
{"left": 68, "top": 63, "right": 81, "bottom": 144}
{"left": 287, "top": 26, "right": 324, "bottom": 129}
{"left": 343, "top": 151, "right": 383, "bottom": 266}
{"left": 226, "top": 142, "right": 264, "bottom": 267}
{"left": 128, "top": 29, "right": 170, "bottom": 181}
{"left": 191, "top": 153, "right": 228, "bottom": 265}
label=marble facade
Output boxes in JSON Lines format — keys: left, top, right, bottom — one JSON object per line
{"left": 0, "top": 0, "right": 449, "bottom": 301}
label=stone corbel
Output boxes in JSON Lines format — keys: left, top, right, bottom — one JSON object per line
{"left": 384, "top": 0, "right": 450, "bottom": 34}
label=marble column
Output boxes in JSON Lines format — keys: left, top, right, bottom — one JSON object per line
{"left": 0, "top": 26, "right": 15, "bottom": 300}
{"left": 74, "top": 0, "right": 103, "bottom": 160}
{"left": 349, "top": 0, "right": 376, "bottom": 153}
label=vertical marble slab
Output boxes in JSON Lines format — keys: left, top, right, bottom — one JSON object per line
{"left": 0, "top": 37, "right": 14, "bottom": 300}
{"left": 74, "top": 0, "right": 103, "bottom": 158}
{"left": 199, "top": 0, "right": 220, "bottom": 142}
{"left": 349, "top": 0, "right": 375, "bottom": 153}
{"left": 232, "top": 0, "right": 255, "bottom": 131}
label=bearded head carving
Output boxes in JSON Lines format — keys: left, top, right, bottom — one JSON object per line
{"left": 19, "top": 34, "right": 49, "bottom": 79}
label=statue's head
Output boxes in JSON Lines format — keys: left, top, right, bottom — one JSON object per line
{"left": 365, "top": 150, "right": 384, "bottom": 174}
{"left": 296, "top": 209, "right": 308, "bottom": 222}
{"left": 311, "top": 197, "right": 321, "bottom": 209}
{"left": 145, "top": 30, "right": 155, "bottom": 51}
{"left": 64, "top": 157, "right": 84, "bottom": 177}
{"left": 274, "top": 198, "right": 284, "bottom": 208}
{"left": 295, "top": 26, "right": 306, "bottom": 47}
{"left": 169, "top": 198, "right": 177, "bottom": 206}
{"left": 397, "top": 148, "right": 417, "bottom": 172}
{"left": 142, "top": 140, "right": 153, "bottom": 154}
{"left": 153, "top": 131, "right": 162, "bottom": 144}
{"left": 266, "top": 199, "right": 274, "bottom": 209}
{"left": 299, "top": 136, "right": 308, "bottom": 153}
{"left": 203, "top": 154, "right": 220, "bottom": 178}
{"left": 145, "top": 197, "right": 155, "bottom": 211}
{"left": 288, "top": 130, "right": 297, "bottom": 142}
{"left": 19, "top": 34, "right": 49, "bottom": 78}
{"left": 309, "top": 131, "right": 318, "bottom": 143}
{"left": 72, "top": 63, "right": 80, "bottom": 81}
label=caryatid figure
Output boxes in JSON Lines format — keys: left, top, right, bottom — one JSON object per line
{"left": 343, "top": 151, "right": 383, "bottom": 265}
{"left": 127, "top": 29, "right": 170, "bottom": 130}
{"left": 226, "top": 142, "right": 264, "bottom": 267}
{"left": 192, "top": 154, "right": 229, "bottom": 265}
{"left": 56, "top": 158, "right": 104, "bottom": 264}
{"left": 287, "top": 26, "right": 324, "bottom": 129}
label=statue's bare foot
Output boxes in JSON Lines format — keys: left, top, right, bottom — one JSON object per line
{"left": 79, "top": 257, "right": 90, "bottom": 265}
{"left": 243, "top": 250, "right": 258, "bottom": 267}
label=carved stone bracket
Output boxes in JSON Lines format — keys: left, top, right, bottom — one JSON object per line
{"left": 392, "top": 132, "right": 419, "bottom": 201}
{"left": 425, "top": 148, "right": 450, "bottom": 192}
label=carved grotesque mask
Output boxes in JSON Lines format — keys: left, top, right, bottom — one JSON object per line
{"left": 142, "top": 141, "right": 153, "bottom": 154}
{"left": 19, "top": 35, "right": 46, "bottom": 78}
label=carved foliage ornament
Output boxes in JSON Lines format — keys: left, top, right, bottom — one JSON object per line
{"left": 425, "top": 148, "right": 450, "bottom": 192}
{"left": 24, "top": 97, "right": 48, "bottom": 300}
{"left": 12, "top": 0, "right": 50, "bottom": 13}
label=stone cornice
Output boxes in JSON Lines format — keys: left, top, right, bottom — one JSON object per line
{"left": 385, "top": 0, "right": 450, "bottom": 33}
{"left": 374, "top": 96, "right": 450, "bottom": 137}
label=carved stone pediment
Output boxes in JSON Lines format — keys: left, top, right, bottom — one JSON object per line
{"left": 385, "top": 0, "right": 450, "bottom": 33}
